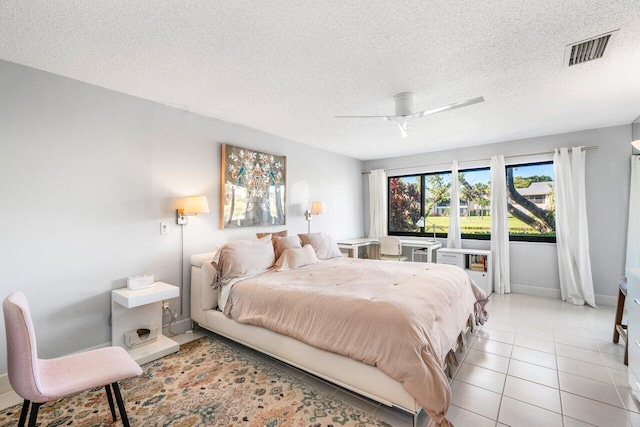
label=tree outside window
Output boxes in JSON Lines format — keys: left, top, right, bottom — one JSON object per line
{"left": 388, "top": 175, "right": 422, "bottom": 233}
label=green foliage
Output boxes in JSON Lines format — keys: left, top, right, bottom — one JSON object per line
{"left": 424, "top": 175, "right": 450, "bottom": 216}
{"left": 388, "top": 178, "right": 421, "bottom": 232}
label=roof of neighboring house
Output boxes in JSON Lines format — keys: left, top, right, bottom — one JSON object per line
{"left": 516, "top": 182, "right": 554, "bottom": 196}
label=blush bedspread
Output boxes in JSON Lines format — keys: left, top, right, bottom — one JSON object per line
{"left": 222, "top": 257, "right": 488, "bottom": 426}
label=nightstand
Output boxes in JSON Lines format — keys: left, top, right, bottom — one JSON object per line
{"left": 111, "top": 282, "right": 180, "bottom": 365}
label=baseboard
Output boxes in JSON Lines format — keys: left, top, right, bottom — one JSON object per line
{"left": 0, "top": 373, "right": 10, "bottom": 395}
{"left": 510, "top": 284, "right": 562, "bottom": 300}
{"left": 510, "top": 284, "right": 617, "bottom": 307}
{"left": 594, "top": 294, "right": 617, "bottom": 307}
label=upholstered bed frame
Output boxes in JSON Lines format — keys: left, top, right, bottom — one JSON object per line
{"left": 189, "top": 251, "right": 468, "bottom": 424}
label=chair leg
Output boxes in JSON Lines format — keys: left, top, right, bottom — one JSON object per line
{"left": 27, "top": 402, "right": 41, "bottom": 427}
{"left": 112, "top": 382, "right": 131, "bottom": 427}
{"left": 625, "top": 338, "right": 629, "bottom": 366}
{"left": 105, "top": 384, "right": 117, "bottom": 422}
{"left": 614, "top": 288, "right": 625, "bottom": 343}
{"left": 18, "top": 400, "right": 30, "bottom": 427}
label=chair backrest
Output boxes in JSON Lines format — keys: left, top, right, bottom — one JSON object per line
{"left": 3, "top": 291, "right": 46, "bottom": 402}
{"left": 379, "top": 236, "right": 402, "bottom": 256}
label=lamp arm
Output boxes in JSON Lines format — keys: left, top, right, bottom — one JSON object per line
{"left": 422, "top": 217, "right": 446, "bottom": 231}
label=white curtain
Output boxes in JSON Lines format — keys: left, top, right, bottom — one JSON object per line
{"left": 554, "top": 147, "right": 596, "bottom": 307}
{"left": 447, "top": 161, "right": 462, "bottom": 248}
{"left": 626, "top": 156, "right": 640, "bottom": 268}
{"left": 490, "top": 156, "right": 511, "bottom": 294}
{"left": 368, "top": 169, "right": 387, "bottom": 238}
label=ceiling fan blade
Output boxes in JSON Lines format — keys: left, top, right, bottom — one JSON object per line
{"left": 396, "top": 121, "right": 408, "bottom": 138}
{"left": 335, "top": 115, "right": 394, "bottom": 119}
{"left": 415, "top": 96, "right": 484, "bottom": 118}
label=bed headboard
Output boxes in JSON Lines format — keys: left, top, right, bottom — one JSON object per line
{"left": 190, "top": 251, "right": 218, "bottom": 325}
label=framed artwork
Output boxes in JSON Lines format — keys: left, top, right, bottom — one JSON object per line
{"left": 220, "top": 144, "right": 286, "bottom": 229}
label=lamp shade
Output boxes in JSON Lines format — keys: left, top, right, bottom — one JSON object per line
{"left": 416, "top": 216, "right": 425, "bottom": 227}
{"left": 633, "top": 139, "right": 640, "bottom": 153}
{"left": 311, "top": 202, "right": 326, "bottom": 215}
{"left": 183, "top": 196, "right": 210, "bottom": 215}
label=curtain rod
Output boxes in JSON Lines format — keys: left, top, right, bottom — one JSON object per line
{"left": 361, "top": 145, "right": 599, "bottom": 175}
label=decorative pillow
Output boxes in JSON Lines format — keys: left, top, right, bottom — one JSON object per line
{"left": 297, "top": 232, "right": 342, "bottom": 260}
{"left": 275, "top": 245, "right": 319, "bottom": 271}
{"left": 256, "top": 230, "right": 287, "bottom": 249}
{"left": 273, "top": 235, "right": 302, "bottom": 260}
{"left": 212, "top": 235, "right": 275, "bottom": 287}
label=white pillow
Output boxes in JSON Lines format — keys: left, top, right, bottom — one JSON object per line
{"left": 273, "top": 235, "right": 302, "bottom": 261}
{"left": 298, "top": 232, "right": 342, "bottom": 260}
{"left": 212, "top": 235, "right": 275, "bottom": 287}
{"left": 275, "top": 245, "right": 320, "bottom": 271}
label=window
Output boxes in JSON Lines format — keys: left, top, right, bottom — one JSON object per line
{"left": 387, "top": 161, "right": 555, "bottom": 242}
{"left": 423, "top": 171, "right": 452, "bottom": 236}
{"left": 505, "top": 162, "right": 555, "bottom": 242}
{"left": 388, "top": 168, "right": 491, "bottom": 239}
{"left": 458, "top": 168, "right": 491, "bottom": 238}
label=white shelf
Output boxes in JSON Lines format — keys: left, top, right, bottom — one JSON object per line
{"left": 126, "top": 334, "right": 180, "bottom": 365}
{"left": 111, "top": 281, "right": 180, "bottom": 364}
{"left": 437, "top": 248, "right": 493, "bottom": 296}
{"left": 112, "top": 282, "right": 179, "bottom": 308}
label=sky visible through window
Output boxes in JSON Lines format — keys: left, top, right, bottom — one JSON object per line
{"left": 510, "top": 162, "right": 553, "bottom": 178}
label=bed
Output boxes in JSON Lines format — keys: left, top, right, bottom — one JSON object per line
{"left": 189, "top": 237, "right": 488, "bottom": 427}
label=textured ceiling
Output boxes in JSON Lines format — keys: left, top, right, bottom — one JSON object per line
{"left": 1, "top": 1, "right": 640, "bottom": 160}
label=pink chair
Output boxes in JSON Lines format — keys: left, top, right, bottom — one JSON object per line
{"left": 3, "top": 291, "right": 143, "bottom": 427}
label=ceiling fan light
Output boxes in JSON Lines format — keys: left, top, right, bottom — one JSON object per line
{"left": 396, "top": 120, "right": 409, "bottom": 138}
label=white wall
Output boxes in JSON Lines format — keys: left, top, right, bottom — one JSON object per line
{"left": 364, "top": 125, "right": 632, "bottom": 303}
{"left": 0, "top": 60, "right": 364, "bottom": 374}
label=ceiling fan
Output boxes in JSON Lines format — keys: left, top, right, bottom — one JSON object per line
{"left": 335, "top": 92, "right": 484, "bottom": 137}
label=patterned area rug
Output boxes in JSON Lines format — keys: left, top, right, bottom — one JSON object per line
{"left": 0, "top": 336, "right": 390, "bottom": 426}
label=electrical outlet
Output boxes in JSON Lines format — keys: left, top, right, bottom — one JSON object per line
{"left": 162, "top": 301, "right": 170, "bottom": 310}
{"left": 160, "top": 222, "right": 169, "bottom": 235}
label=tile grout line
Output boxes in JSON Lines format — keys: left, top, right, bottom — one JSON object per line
{"left": 596, "top": 322, "right": 637, "bottom": 425}
{"left": 553, "top": 332, "right": 566, "bottom": 427}
{"left": 494, "top": 331, "right": 513, "bottom": 426}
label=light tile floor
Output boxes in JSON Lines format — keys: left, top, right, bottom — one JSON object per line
{"left": 203, "top": 293, "right": 638, "bottom": 426}
{"left": 0, "top": 293, "right": 636, "bottom": 426}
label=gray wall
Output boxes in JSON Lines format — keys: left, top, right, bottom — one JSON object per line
{"left": 365, "top": 125, "right": 632, "bottom": 302}
{"left": 0, "top": 60, "right": 364, "bottom": 374}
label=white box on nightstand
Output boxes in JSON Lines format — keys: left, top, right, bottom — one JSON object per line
{"left": 111, "top": 281, "right": 180, "bottom": 365}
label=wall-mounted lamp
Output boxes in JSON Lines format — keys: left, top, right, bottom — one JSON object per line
{"left": 305, "top": 202, "right": 326, "bottom": 233}
{"left": 177, "top": 196, "right": 210, "bottom": 225}
{"left": 175, "top": 196, "right": 210, "bottom": 323}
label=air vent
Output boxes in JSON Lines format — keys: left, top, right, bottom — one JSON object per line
{"left": 565, "top": 30, "right": 617, "bottom": 66}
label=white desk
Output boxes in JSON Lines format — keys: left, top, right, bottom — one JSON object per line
{"left": 337, "top": 238, "right": 378, "bottom": 258}
{"left": 405, "top": 241, "right": 443, "bottom": 262}
{"left": 337, "top": 237, "right": 442, "bottom": 262}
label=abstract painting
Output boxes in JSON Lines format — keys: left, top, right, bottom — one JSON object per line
{"left": 221, "top": 144, "right": 286, "bottom": 228}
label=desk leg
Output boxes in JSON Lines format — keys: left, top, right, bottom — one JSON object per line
{"left": 427, "top": 249, "right": 432, "bottom": 263}
{"left": 340, "top": 247, "right": 358, "bottom": 259}
{"left": 353, "top": 246, "right": 360, "bottom": 259}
